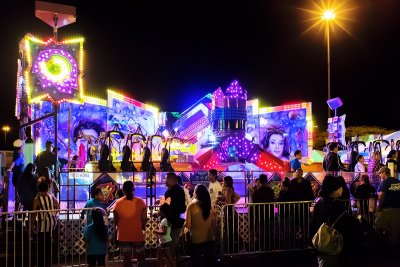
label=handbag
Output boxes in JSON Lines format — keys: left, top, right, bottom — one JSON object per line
{"left": 312, "top": 211, "right": 346, "bottom": 256}
{"left": 176, "top": 228, "right": 191, "bottom": 256}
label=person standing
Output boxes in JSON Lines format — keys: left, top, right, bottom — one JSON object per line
{"left": 33, "top": 181, "right": 59, "bottom": 267}
{"left": 376, "top": 166, "right": 400, "bottom": 248}
{"left": 113, "top": 181, "right": 147, "bottom": 267}
{"left": 386, "top": 150, "right": 398, "bottom": 177}
{"left": 84, "top": 208, "right": 109, "bottom": 267}
{"left": 310, "top": 175, "right": 362, "bottom": 267}
{"left": 81, "top": 188, "right": 107, "bottom": 226}
{"left": 16, "top": 163, "right": 38, "bottom": 211}
{"left": 323, "top": 142, "right": 347, "bottom": 175}
{"left": 155, "top": 203, "right": 175, "bottom": 267}
{"left": 35, "top": 140, "right": 57, "bottom": 179}
{"left": 290, "top": 150, "right": 302, "bottom": 172}
{"left": 7, "top": 139, "right": 25, "bottom": 211}
{"left": 287, "top": 169, "right": 314, "bottom": 201}
{"left": 207, "top": 169, "right": 222, "bottom": 206}
{"left": 164, "top": 172, "right": 186, "bottom": 260}
{"left": 354, "top": 155, "right": 366, "bottom": 173}
{"left": 185, "top": 184, "right": 216, "bottom": 267}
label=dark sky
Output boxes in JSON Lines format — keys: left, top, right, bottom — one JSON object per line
{"left": 1, "top": 0, "right": 399, "bottom": 148}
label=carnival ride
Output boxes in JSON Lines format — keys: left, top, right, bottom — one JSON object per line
{"left": 15, "top": 15, "right": 313, "bottom": 172}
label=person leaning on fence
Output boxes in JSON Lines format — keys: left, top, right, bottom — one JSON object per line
{"left": 184, "top": 184, "right": 217, "bottom": 267}
{"left": 32, "top": 180, "right": 60, "bottom": 267}
{"left": 310, "top": 175, "right": 362, "bottom": 267}
{"left": 113, "top": 181, "right": 147, "bottom": 267}
{"left": 375, "top": 166, "right": 400, "bottom": 249}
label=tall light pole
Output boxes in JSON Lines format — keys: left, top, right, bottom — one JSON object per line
{"left": 322, "top": 9, "right": 336, "bottom": 118}
{"left": 2, "top": 125, "right": 11, "bottom": 149}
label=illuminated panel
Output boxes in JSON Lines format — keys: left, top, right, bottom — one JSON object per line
{"left": 107, "top": 90, "right": 159, "bottom": 114}
{"left": 247, "top": 101, "right": 313, "bottom": 160}
{"left": 22, "top": 34, "right": 85, "bottom": 104}
{"left": 107, "top": 90, "right": 159, "bottom": 134}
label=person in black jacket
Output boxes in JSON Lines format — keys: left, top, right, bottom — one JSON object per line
{"left": 323, "top": 142, "right": 347, "bottom": 175}
{"left": 164, "top": 172, "right": 186, "bottom": 258}
{"left": 311, "top": 175, "right": 362, "bottom": 267}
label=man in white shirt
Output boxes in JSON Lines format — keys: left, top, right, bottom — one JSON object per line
{"left": 208, "top": 169, "right": 222, "bottom": 205}
{"left": 355, "top": 155, "right": 366, "bottom": 173}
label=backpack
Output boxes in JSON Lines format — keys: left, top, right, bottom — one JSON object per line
{"left": 312, "top": 211, "right": 346, "bottom": 255}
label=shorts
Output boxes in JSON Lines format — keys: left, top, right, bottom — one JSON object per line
{"left": 119, "top": 241, "right": 145, "bottom": 262}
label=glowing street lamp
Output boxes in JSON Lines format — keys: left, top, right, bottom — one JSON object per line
{"left": 2, "top": 125, "right": 11, "bottom": 148}
{"left": 300, "top": 0, "right": 356, "bottom": 119}
{"left": 321, "top": 9, "right": 336, "bottom": 118}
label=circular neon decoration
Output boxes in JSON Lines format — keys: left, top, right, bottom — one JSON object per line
{"left": 33, "top": 49, "right": 78, "bottom": 94}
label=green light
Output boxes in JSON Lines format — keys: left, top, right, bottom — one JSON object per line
{"left": 39, "top": 55, "right": 72, "bottom": 83}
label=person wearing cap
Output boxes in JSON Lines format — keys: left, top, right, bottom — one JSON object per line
{"left": 35, "top": 140, "right": 57, "bottom": 179}
{"left": 376, "top": 166, "right": 400, "bottom": 247}
{"left": 6, "top": 140, "right": 25, "bottom": 211}
{"left": 7, "top": 140, "right": 25, "bottom": 187}
{"left": 310, "top": 175, "right": 362, "bottom": 267}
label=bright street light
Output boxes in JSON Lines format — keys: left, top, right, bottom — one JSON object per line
{"left": 2, "top": 125, "right": 11, "bottom": 148}
{"left": 300, "top": 0, "right": 356, "bottom": 119}
{"left": 322, "top": 10, "right": 336, "bottom": 21}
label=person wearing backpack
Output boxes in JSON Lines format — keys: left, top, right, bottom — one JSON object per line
{"left": 310, "top": 175, "right": 362, "bottom": 267}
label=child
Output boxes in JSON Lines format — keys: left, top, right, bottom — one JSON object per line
{"left": 155, "top": 203, "right": 175, "bottom": 267}
{"left": 84, "top": 208, "right": 109, "bottom": 267}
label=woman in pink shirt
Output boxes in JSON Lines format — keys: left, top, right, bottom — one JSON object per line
{"left": 113, "top": 181, "right": 147, "bottom": 266}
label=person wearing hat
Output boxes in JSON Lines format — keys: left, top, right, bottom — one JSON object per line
{"left": 376, "top": 166, "right": 400, "bottom": 247}
{"left": 7, "top": 140, "right": 25, "bottom": 187}
{"left": 310, "top": 175, "right": 362, "bottom": 267}
{"left": 6, "top": 139, "right": 25, "bottom": 211}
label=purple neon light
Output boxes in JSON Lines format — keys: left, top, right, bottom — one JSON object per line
{"left": 32, "top": 49, "right": 78, "bottom": 94}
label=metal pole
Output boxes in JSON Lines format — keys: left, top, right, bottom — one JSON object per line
{"left": 327, "top": 23, "right": 331, "bottom": 119}
{"left": 54, "top": 104, "right": 59, "bottom": 180}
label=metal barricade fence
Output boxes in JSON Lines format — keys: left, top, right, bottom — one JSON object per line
{"left": 0, "top": 207, "right": 163, "bottom": 267}
{"left": 220, "top": 201, "right": 313, "bottom": 256}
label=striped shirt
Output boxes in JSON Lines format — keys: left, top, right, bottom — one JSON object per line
{"left": 36, "top": 195, "right": 57, "bottom": 233}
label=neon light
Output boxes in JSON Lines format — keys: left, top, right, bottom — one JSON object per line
{"left": 22, "top": 34, "right": 85, "bottom": 104}
{"left": 84, "top": 96, "right": 107, "bottom": 106}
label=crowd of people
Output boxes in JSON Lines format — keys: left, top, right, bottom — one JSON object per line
{"left": 3, "top": 138, "right": 400, "bottom": 267}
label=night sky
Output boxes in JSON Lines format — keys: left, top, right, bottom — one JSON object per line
{"left": 1, "top": 0, "right": 399, "bottom": 148}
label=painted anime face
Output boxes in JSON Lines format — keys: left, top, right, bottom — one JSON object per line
{"left": 268, "top": 134, "right": 284, "bottom": 158}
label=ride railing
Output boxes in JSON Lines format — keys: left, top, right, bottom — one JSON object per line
{"left": 55, "top": 170, "right": 391, "bottom": 210}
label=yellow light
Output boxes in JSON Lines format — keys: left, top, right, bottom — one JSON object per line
{"left": 2, "top": 126, "right": 11, "bottom": 132}
{"left": 322, "top": 10, "right": 335, "bottom": 21}
{"left": 84, "top": 96, "right": 107, "bottom": 106}
{"left": 300, "top": 0, "right": 356, "bottom": 37}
